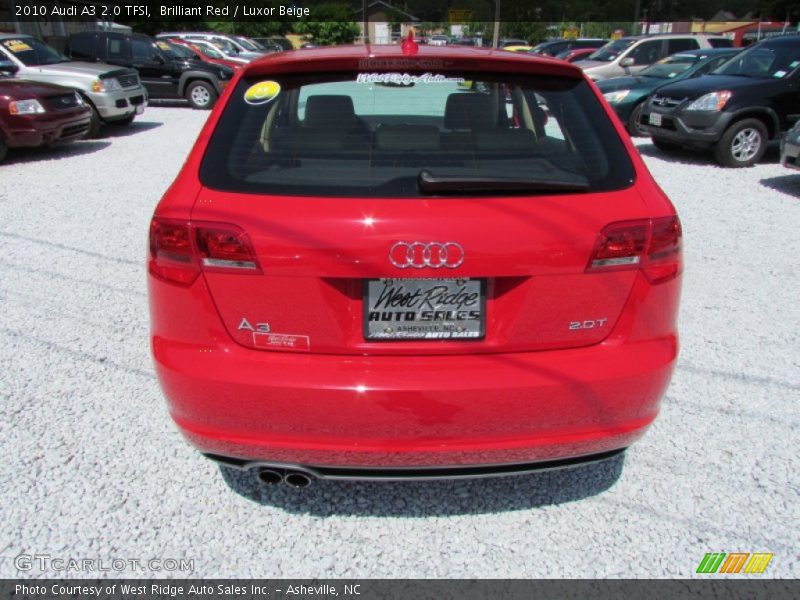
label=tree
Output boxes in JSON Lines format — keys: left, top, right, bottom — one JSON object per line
{"left": 300, "top": 21, "right": 361, "bottom": 45}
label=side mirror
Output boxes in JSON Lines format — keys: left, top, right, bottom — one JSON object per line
{"left": 0, "top": 59, "right": 19, "bottom": 75}
{"left": 620, "top": 57, "right": 634, "bottom": 68}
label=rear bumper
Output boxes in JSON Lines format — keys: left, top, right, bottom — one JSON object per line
{"left": 152, "top": 269, "right": 678, "bottom": 468}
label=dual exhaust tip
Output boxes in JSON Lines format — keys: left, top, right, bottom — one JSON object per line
{"left": 256, "top": 467, "right": 313, "bottom": 488}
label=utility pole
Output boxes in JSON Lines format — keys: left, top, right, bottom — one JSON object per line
{"left": 363, "top": 0, "right": 370, "bottom": 44}
{"left": 492, "top": 0, "right": 500, "bottom": 48}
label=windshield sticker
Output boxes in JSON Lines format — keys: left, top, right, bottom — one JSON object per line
{"left": 791, "top": 61, "right": 800, "bottom": 68}
{"left": 3, "top": 40, "right": 32, "bottom": 53}
{"left": 773, "top": 70, "right": 787, "bottom": 78}
{"left": 156, "top": 41, "right": 171, "bottom": 51}
{"left": 356, "top": 72, "right": 465, "bottom": 85}
{"left": 244, "top": 80, "right": 281, "bottom": 105}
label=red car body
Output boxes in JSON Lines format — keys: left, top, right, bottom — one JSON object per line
{"left": 149, "top": 45, "right": 681, "bottom": 481}
{"left": 167, "top": 39, "right": 243, "bottom": 72}
{"left": 556, "top": 48, "right": 602, "bottom": 63}
{"left": 0, "top": 77, "right": 90, "bottom": 161}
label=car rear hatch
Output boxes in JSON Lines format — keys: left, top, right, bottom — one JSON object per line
{"left": 160, "top": 49, "right": 660, "bottom": 356}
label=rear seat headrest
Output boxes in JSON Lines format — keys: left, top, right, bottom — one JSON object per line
{"left": 304, "top": 95, "right": 357, "bottom": 129}
{"left": 444, "top": 93, "right": 497, "bottom": 130}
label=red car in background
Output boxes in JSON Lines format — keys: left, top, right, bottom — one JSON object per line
{"left": 0, "top": 75, "right": 91, "bottom": 163}
{"left": 148, "top": 45, "right": 682, "bottom": 487}
{"left": 167, "top": 38, "right": 244, "bottom": 72}
{"left": 555, "top": 48, "right": 602, "bottom": 63}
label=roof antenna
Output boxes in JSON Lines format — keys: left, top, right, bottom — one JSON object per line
{"left": 402, "top": 31, "right": 419, "bottom": 55}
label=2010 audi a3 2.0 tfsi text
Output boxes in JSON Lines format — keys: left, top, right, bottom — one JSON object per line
{"left": 148, "top": 41, "right": 682, "bottom": 487}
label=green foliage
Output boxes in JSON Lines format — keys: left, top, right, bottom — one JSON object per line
{"left": 299, "top": 21, "right": 361, "bottom": 46}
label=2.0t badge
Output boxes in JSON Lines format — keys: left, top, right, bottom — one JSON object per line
{"left": 389, "top": 241, "right": 465, "bottom": 269}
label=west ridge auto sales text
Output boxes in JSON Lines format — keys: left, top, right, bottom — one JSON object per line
{"left": 162, "top": 5, "right": 311, "bottom": 18}
{"left": 16, "top": 584, "right": 358, "bottom": 596}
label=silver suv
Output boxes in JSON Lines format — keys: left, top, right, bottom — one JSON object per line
{"left": 0, "top": 34, "right": 148, "bottom": 137}
{"left": 576, "top": 34, "right": 732, "bottom": 81}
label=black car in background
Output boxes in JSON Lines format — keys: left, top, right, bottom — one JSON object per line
{"left": 641, "top": 35, "right": 800, "bottom": 167}
{"left": 65, "top": 32, "right": 234, "bottom": 109}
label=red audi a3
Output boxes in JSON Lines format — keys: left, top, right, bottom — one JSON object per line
{"left": 149, "top": 43, "right": 682, "bottom": 487}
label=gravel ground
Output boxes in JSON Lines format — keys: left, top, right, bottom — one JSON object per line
{"left": 0, "top": 107, "right": 797, "bottom": 579}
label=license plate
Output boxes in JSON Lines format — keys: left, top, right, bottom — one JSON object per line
{"left": 649, "top": 112, "right": 662, "bottom": 127}
{"left": 135, "top": 103, "right": 144, "bottom": 115}
{"left": 364, "top": 278, "right": 485, "bottom": 340}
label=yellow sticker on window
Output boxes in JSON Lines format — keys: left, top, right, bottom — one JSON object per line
{"left": 244, "top": 81, "right": 281, "bottom": 105}
{"left": 156, "top": 41, "right": 171, "bottom": 51}
{"left": 3, "top": 40, "right": 33, "bottom": 53}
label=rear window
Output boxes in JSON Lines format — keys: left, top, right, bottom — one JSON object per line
{"left": 200, "top": 71, "right": 635, "bottom": 197}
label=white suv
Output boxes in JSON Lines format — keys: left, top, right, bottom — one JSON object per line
{"left": 576, "top": 34, "right": 732, "bottom": 81}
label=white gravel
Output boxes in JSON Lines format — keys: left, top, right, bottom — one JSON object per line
{"left": 0, "top": 107, "right": 797, "bottom": 579}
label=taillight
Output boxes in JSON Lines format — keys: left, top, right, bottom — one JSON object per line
{"left": 148, "top": 217, "right": 261, "bottom": 286}
{"left": 195, "top": 225, "right": 262, "bottom": 272}
{"left": 587, "top": 216, "right": 681, "bottom": 284}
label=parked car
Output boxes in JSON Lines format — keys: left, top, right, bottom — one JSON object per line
{"left": 498, "top": 38, "right": 529, "bottom": 48}
{"left": 427, "top": 35, "right": 449, "bottom": 46}
{"left": 65, "top": 32, "right": 234, "bottom": 110}
{"left": 641, "top": 36, "right": 800, "bottom": 167}
{"left": 598, "top": 48, "right": 739, "bottom": 136}
{"left": 166, "top": 39, "right": 243, "bottom": 73}
{"left": 780, "top": 119, "right": 800, "bottom": 170}
{"left": 0, "top": 75, "right": 91, "bottom": 163}
{"left": 179, "top": 39, "right": 249, "bottom": 66}
{"left": 555, "top": 48, "right": 602, "bottom": 63}
{"left": 577, "top": 34, "right": 733, "bottom": 81}
{"left": 252, "top": 37, "right": 293, "bottom": 52}
{"left": 156, "top": 33, "right": 267, "bottom": 62}
{"left": 148, "top": 45, "right": 682, "bottom": 485}
{"left": 529, "top": 38, "right": 608, "bottom": 57}
{"left": 503, "top": 45, "right": 534, "bottom": 53}
{"left": 0, "top": 34, "right": 146, "bottom": 137}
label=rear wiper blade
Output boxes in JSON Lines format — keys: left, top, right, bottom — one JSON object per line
{"left": 418, "top": 170, "right": 589, "bottom": 194}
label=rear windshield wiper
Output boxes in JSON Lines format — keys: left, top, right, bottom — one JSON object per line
{"left": 418, "top": 170, "right": 589, "bottom": 194}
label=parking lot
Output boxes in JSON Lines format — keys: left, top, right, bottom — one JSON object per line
{"left": 1, "top": 106, "right": 797, "bottom": 578}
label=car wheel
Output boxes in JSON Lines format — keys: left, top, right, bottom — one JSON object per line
{"left": 627, "top": 103, "right": 646, "bottom": 137}
{"left": 0, "top": 136, "right": 7, "bottom": 163}
{"left": 86, "top": 104, "right": 102, "bottom": 138}
{"left": 186, "top": 81, "right": 217, "bottom": 110}
{"left": 651, "top": 137, "right": 681, "bottom": 152}
{"left": 714, "top": 118, "right": 768, "bottom": 168}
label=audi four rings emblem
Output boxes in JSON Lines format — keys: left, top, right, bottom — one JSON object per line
{"left": 389, "top": 242, "right": 465, "bottom": 269}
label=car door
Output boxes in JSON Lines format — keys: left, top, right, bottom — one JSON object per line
{"left": 772, "top": 67, "right": 800, "bottom": 132}
{"left": 624, "top": 39, "right": 665, "bottom": 75}
{"left": 131, "top": 38, "right": 179, "bottom": 99}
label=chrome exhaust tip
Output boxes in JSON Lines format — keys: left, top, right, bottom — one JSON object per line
{"left": 256, "top": 468, "right": 284, "bottom": 485}
{"left": 284, "top": 471, "right": 313, "bottom": 488}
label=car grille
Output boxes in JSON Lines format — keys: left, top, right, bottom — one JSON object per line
{"left": 116, "top": 72, "right": 140, "bottom": 88}
{"left": 651, "top": 94, "right": 686, "bottom": 108}
{"left": 44, "top": 93, "right": 81, "bottom": 111}
{"left": 60, "top": 122, "right": 89, "bottom": 139}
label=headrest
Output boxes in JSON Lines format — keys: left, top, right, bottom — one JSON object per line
{"left": 444, "top": 93, "right": 496, "bottom": 130}
{"left": 304, "top": 95, "right": 357, "bottom": 129}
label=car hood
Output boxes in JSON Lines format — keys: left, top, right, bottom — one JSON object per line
{"left": 0, "top": 78, "right": 75, "bottom": 98}
{"left": 26, "top": 61, "right": 124, "bottom": 78}
{"left": 596, "top": 76, "right": 660, "bottom": 93}
{"left": 654, "top": 74, "right": 781, "bottom": 100}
